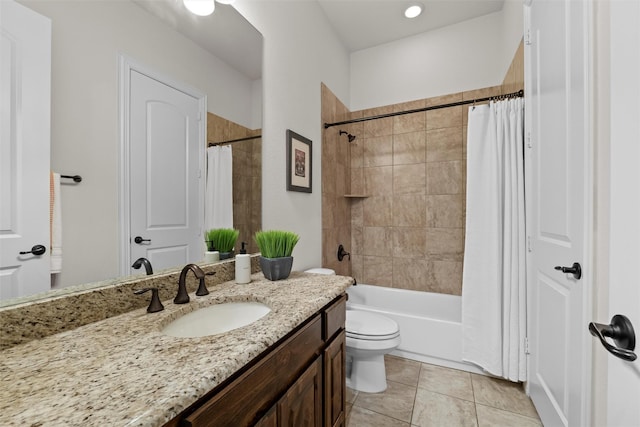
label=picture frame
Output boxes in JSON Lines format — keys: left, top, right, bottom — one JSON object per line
{"left": 286, "top": 129, "right": 312, "bottom": 193}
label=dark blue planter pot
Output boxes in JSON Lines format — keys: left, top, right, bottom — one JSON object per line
{"left": 260, "top": 256, "right": 293, "bottom": 281}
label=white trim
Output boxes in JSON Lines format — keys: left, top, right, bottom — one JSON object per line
{"left": 580, "top": 1, "right": 595, "bottom": 424}
{"left": 604, "top": 1, "right": 640, "bottom": 424}
{"left": 591, "top": 1, "right": 611, "bottom": 424}
{"left": 118, "top": 55, "right": 206, "bottom": 276}
{"left": 523, "top": 1, "right": 532, "bottom": 397}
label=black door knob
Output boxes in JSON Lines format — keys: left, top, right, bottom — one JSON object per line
{"left": 134, "top": 236, "right": 151, "bottom": 244}
{"left": 19, "top": 245, "right": 46, "bottom": 256}
{"left": 554, "top": 262, "right": 582, "bottom": 280}
{"left": 589, "top": 315, "right": 637, "bottom": 361}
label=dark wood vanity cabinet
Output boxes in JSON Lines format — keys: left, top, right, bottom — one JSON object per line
{"left": 323, "top": 330, "right": 346, "bottom": 427}
{"left": 170, "top": 294, "right": 347, "bottom": 427}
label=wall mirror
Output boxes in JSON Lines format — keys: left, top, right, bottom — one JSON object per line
{"left": 1, "top": 0, "right": 262, "bottom": 306}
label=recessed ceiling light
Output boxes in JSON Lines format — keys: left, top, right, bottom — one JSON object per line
{"left": 404, "top": 4, "right": 423, "bottom": 19}
{"left": 183, "top": 0, "right": 215, "bottom": 16}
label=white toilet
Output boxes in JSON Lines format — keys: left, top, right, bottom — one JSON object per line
{"left": 305, "top": 268, "right": 401, "bottom": 393}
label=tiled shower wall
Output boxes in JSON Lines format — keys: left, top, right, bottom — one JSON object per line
{"left": 321, "top": 41, "right": 524, "bottom": 295}
{"left": 321, "top": 84, "right": 352, "bottom": 276}
{"left": 207, "top": 113, "right": 262, "bottom": 254}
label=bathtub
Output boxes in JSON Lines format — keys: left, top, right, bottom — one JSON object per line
{"left": 346, "top": 284, "right": 483, "bottom": 374}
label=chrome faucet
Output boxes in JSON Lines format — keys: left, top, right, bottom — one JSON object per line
{"left": 174, "top": 263, "right": 208, "bottom": 304}
{"left": 132, "top": 257, "right": 153, "bottom": 275}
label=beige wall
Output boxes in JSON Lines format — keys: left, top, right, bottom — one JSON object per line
{"left": 207, "top": 113, "right": 262, "bottom": 254}
{"left": 321, "top": 40, "right": 524, "bottom": 294}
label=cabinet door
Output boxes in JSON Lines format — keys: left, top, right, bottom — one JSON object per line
{"left": 324, "top": 330, "right": 346, "bottom": 427}
{"left": 255, "top": 406, "right": 277, "bottom": 427}
{"left": 278, "top": 357, "right": 322, "bottom": 427}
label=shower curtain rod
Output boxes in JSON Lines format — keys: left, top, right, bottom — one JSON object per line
{"left": 323, "top": 89, "right": 524, "bottom": 129}
{"left": 208, "top": 134, "right": 262, "bottom": 147}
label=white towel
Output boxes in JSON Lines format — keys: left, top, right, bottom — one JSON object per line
{"left": 205, "top": 146, "right": 233, "bottom": 229}
{"left": 50, "top": 172, "right": 62, "bottom": 273}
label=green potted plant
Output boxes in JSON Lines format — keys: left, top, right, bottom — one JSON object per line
{"left": 254, "top": 230, "right": 299, "bottom": 280}
{"left": 205, "top": 228, "right": 239, "bottom": 259}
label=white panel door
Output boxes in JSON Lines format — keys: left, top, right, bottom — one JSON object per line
{"left": 0, "top": 0, "right": 51, "bottom": 300}
{"left": 129, "top": 70, "right": 202, "bottom": 273}
{"left": 526, "top": 0, "right": 591, "bottom": 425}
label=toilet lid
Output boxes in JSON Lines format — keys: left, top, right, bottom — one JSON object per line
{"left": 304, "top": 268, "right": 335, "bottom": 275}
{"left": 346, "top": 310, "right": 399, "bottom": 338}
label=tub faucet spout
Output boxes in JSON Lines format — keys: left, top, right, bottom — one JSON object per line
{"left": 175, "top": 263, "right": 206, "bottom": 304}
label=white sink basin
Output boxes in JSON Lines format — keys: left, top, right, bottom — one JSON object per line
{"left": 162, "top": 302, "right": 271, "bottom": 338}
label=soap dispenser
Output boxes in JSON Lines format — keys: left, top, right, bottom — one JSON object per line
{"left": 235, "top": 242, "right": 251, "bottom": 284}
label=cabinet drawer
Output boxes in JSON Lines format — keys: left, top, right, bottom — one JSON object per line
{"left": 322, "top": 295, "right": 346, "bottom": 341}
{"left": 183, "top": 315, "right": 323, "bottom": 427}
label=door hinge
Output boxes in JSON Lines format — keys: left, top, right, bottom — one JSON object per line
{"left": 527, "top": 235, "right": 533, "bottom": 252}
{"left": 525, "top": 337, "right": 531, "bottom": 355}
{"left": 525, "top": 29, "right": 532, "bottom": 46}
{"left": 526, "top": 131, "right": 532, "bottom": 149}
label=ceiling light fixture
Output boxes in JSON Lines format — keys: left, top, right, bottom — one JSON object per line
{"left": 404, "top": 4, "right": 423, "bottom": 19}
{"left": 183, "top": 0, "right": 215, "bottom": 16}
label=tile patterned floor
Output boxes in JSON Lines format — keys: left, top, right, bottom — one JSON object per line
{"left": 346, "top": 355, "right": 542, "bottom": 427}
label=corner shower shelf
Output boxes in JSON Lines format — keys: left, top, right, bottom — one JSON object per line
{"left": 343, "top": 194, "right": 369, "bottom": 198}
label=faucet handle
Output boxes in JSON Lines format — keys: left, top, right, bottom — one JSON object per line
{"left": 196, "top": 276, "right": 209, "bottom": 296}
{"left": 134, "top": 288, "right": 164, "bottom": 313}
{"left": 192, "top": 264, "right": 209, "bottom": 296}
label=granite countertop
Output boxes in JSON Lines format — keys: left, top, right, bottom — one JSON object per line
{"left": 0, "top": 272, "right": 352, "bottom": 426}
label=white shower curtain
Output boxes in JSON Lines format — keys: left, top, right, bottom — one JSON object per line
{"left": 461, "top": 98, "right": 526, "bottom": 382}
{"left": 205, "top": 145, "right": 233, "bottom": 230}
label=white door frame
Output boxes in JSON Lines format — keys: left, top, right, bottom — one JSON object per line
{"left": 592, "top": 0, "right": 640, "bottom": 424}
{"left": 118, "top": 55, "right": 206, "bottom": 276}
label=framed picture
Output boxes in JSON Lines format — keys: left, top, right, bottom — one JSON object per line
{"left": 286, "top": 129, "right": 312, "bottom": 193}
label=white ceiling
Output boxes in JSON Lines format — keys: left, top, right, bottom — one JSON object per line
{"left": 317, "top": 0, "right": 506, "bottom": 52}
{"left": 132, "top": 0, "right": 505, "bottom": 79}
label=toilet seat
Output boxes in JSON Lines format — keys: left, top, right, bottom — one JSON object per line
{"left": 346, "top": 310, "right": 399, "bottom": 340}
{"left": 347, "top": 330, "right": 400, "bottom": 341}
